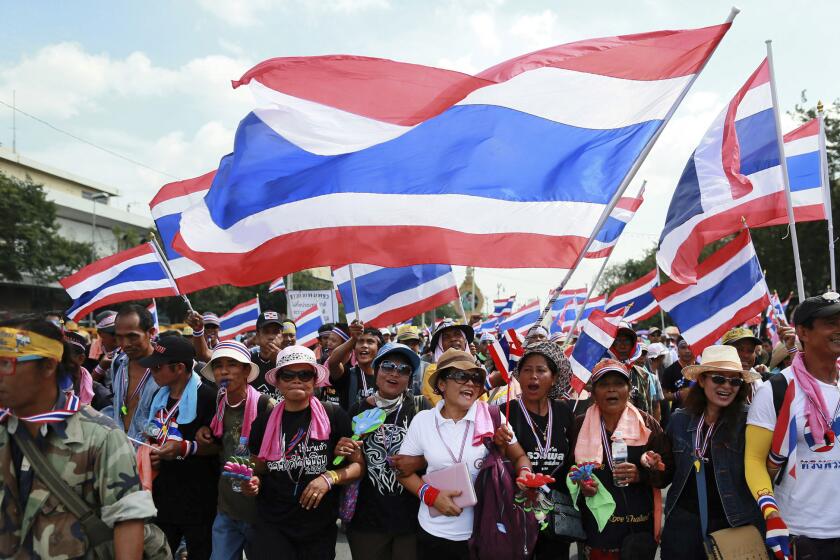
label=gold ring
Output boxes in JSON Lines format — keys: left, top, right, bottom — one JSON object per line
{"left": 314, "top": 492, "right": 319, "bottom": 497}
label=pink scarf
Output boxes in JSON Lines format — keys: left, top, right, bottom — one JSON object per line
{"left": 574, "top": 403, "right": 651, "bottom": 464}
{"left": 78, "top": 367, "right": 94, "bottom": 406}
{"left": 791, "top": 352, "right": 835, "bottom": 444}
{"left": 472, "top": 400, "right": 495, "bottom": 446}
{"left": 210, "top": 385, "right": 260, "bottom": 440}
{"left": 258, "top": 396, "right": 331, "bottom": 461}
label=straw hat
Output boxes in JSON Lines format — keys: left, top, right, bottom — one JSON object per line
{"left": 681, "top": 345, "right": 760, "bottom": 382}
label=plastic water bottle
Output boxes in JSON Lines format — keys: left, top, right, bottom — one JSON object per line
{"left": 611, "top": 430, "right": 629, "bottom": 487}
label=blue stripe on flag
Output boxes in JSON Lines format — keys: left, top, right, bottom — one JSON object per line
{"left": 337, "top": 264, "right": 453, "bottom": 314}
{"left": 786, "top": 151, "right": 821, "bottom": 192}
{"left": 735, "top": 109, "right": 780, "bottom": 177}
{"left": 67, "top": 263, "right": 172, "bottom": 316}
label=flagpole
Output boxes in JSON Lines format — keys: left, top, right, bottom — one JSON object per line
{"left": 529, "top": 6, "right": 740, "bottom": 333}
{"left": 657, "top": 267, "right": 666, "bottom": 330}
{"left": 766, "top": 40, "right": 806, "bottom": 303}
{"left": 149, "top": 235, "right": 194, "bottom": 312}
{"left": 818, "top": 101, "right": 836, "bottom": 290}
{"left": 348, "top": 264, "right": 362, "bottom": 323}
{"left": 565, "top": 259, "right": 611, "bottom": 339}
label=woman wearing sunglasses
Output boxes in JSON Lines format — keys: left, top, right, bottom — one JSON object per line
{"left": 242, "top": 346, "right": 363, "bottom": 559}
{"left": 660, "top": 345, "right": 763, "bottom": 560}
{"left": 335, "top": 342, "right": 431, "bottom": 560}
{"left": 397, "top": 348, "right": 533, "bottom": 560}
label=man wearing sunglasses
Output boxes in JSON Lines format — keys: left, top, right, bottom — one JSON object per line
{"left": 747, "top": 292, "right": 840, "bottom": 559}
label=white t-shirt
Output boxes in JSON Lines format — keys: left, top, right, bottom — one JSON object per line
{"left": 747, "top": 367, "right": 840, "bottom": 538}
{"left": 398, "top": 400, "right": 515, "bottom": 541}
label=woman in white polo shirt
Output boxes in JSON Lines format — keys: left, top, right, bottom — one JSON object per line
{"left": 397, "top": 348, "right": 533, "bottom": 560}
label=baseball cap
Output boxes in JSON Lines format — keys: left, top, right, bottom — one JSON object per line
{"left": 647, "top": 342, "right": 668, "bottom": 359}
{"left": 138, "top": 336, "right": 196, "bottom": 369}
{"left": 648, "top": 326, "right": 662, "bottom": 336}
{"left": 721, "top": 327, "right": 762, "bottom": 347}
{"left": 95, "top": 311, "right": 117, "bottom": 334}
{"left": 256, "top": 310, "right": 283, "bottom": 329}
{"left": 792, "top": 292, "right": 840, "bottom": 325}
{"left": 589, "top": 359, "right": 631, "bottom": 386}
{"left": 397, "top": 326, "right": 421, "bottom": 343}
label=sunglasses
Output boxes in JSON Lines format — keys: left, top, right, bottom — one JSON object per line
{"left": 444, "top": 371, "right": 485, "bottom": 386}
{"left": 706, "top": 374, "right": 744, "bottom": 387}
{"left": 277, "top": 369, "right": 316, "bottom": 382}
{"left": 379, "top": 360, "right": 412, "bottom": 376}
{"left": 0, "top": 355, "right": 44, "bottom": 376}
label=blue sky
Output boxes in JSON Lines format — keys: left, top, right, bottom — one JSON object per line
{"left": 2, "top": 0, "right": 837, "bottom": 305}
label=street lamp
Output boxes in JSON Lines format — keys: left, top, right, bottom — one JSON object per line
{"left": 90, "top": 193, "right": 110, "bottom": 261}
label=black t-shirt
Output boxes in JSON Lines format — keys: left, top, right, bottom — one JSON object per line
{"left": 662, "top": 361, "right": 687, "bottom": 393}
{"left": 248, "top": 402, "right": 352, "bottom": 538}
{"left": 332, "top": 366, "right": 376, "bottom": 411}
{"left": 675, "top": 454, "right": 727, "bottom": 526}
{"left": 348, "top": 397, "right": 422, "bottom": 534}
{"left": 507, "top": 399, "right": 576, "bottom": 492}
{"left": 152, "top": 381, "right": 220, "bottom": 524}
{"left": 250, "top": 348, "right": 281, "bottom": 401}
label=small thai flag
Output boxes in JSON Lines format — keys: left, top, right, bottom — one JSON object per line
{"left": 269, "top": 277, "right": 286, "bottom": 293}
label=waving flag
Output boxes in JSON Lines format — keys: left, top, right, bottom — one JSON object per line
{"left": 654, "top": 229, "right": 770, "bottom": 354}
{"left": 493, "top": 296, "right": 516, "bottom": 317}
{"left": 294, "top": 305, "right": 324, "bottom": 347}
{"left": 332, "top": 264, "right": 458, "bottom": 327}
{"left": 585, "top": 185, "right": 645, "bottom": 258}
{"left": 498, "top": 301, "right": 541, "bottom": 337}
{"left": 582, "top": 294, "right": 606, "bottom": 319}
{"left": 605, "top": 269, "right": 660, "bottom": 323}
{"left": 149, "top": 171, "right": 222, "bottom": 293}
{"left": 550, "top": 288, "right": 587, "bottom": 334}
{"left": 60, "top": 243, "right": 180, "bottom": 321}
{"left": 218, "top": 298, "right": 260, "bottom": 340}
{"left": 658, "top": 60, "right": 827, "bottom": 284}
{"left": 478, "top": 314, "right": 500, "bottom": 334}
{"left": 269, "top": 277, "right": 286, "bottom": 293}
{"left": 569, "top": 307, "right": 628, "bottom": 392}
{"left": 147, "top": 299, "right": 159, "bottom": 333}
{"left": 173, "top": 23, "right": 732, "bottom": 285}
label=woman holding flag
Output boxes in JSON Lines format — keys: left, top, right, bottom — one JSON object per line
{"left": 507, "top": 342, "right": 577, "bottom": 559}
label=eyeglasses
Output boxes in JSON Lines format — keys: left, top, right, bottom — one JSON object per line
{"left": 0, "top": 355, "right": 43, "bottom": 376}
{"left": 444, "top": 371, "right": 485, "bottom": 386}
{"left": 277, "top": 369, "right": 316, "bottom": 382}
{"left": 706, "top": 374, "right": 744, "bottom": 387}
{"left": 379, "top": 361, "right": 413, "bottom": 376}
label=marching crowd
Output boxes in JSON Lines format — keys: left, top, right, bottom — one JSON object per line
{"left": 1, "top": 291, "right": 840, "bottom": 560}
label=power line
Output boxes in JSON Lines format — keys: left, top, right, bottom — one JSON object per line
{"left": 0, "top": 99, "right": 180, "bottom": 180}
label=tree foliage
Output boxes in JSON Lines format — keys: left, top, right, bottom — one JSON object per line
{"left": 0, "top": 172, "right": 92, "bottom": 283}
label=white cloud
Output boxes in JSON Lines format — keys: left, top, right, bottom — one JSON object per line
{"left": 469, "top": 11, "right": 501, "bottom": 53}
{"left": 195, "top": 0, "right": 274, "bottom": 27}
{"left": 436, "top": 55, "right": 478, "bottom": 74}
{"left": 509, "top": 10, "right": 558, "bottom": 49}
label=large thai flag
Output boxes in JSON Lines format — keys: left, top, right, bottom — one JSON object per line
{"left": 498, "top": 301, "right": 542, "bottom": 337}
{"left": 657, "top": 60, "right": 827, "bottom": 283}
{"left": 569, "top": 307, "right": 628, "bottom": 392}
{"left": 173, "top": 23, "right": 732, "bottom": 285}
{"left": 218, "top": 298, "right": 260, "bottom": 340}
{"left": 294, "top": 305, "right": 324, "bottom": 347}
{"left": 149, "top": 172, "right": 223, "bottom": 293}
{"left": 654, "top": 229, "right": 770, "bottom": 354}
{"left": 332, "top": 264, "right": 459, "bottom": 327}
{"left": 60, "top": 243, "right": 180, "bottom": 321}
{"left": 584, "top": 184, "right": 645, "bottom": 258}
{"left": 605, "top": 269, "right": 660, "bottom": 323}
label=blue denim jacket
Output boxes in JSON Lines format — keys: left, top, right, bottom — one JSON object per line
{"left": 664, "top": 407, "right": 761, "bottom": 527}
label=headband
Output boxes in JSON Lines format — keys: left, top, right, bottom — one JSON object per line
{"left": 0, "top": 328, "right": 64, "bottom": 361}
{"left": 332, "top": 328, "right": 350, "bottom": 341}
{"left": 282, "top": 322, "right": 297, "bottom": 335}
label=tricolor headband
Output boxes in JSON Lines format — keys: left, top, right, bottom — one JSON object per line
{"left": 332, "top": 327, "right": 350, "bottom": 341}
{"left": 0, "top": 328, "right": 64, "bottom": 361}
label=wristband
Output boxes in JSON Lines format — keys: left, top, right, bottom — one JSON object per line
{"left": 787, "top": 346, "right": 798, "bottom": 355}
{"left": 319, "top": 473, "right": 333, "bottom": 490}
{"left": 93, "top": 365, "right": 105, "bottom": 377}
{"left": 518, "top": 465, "right": 533, "bottom": 474}
{"left": 193, "top": 328, "right": 205, "bottom": 338}
{"left": 327, "top": 470, "right": 340, "bottom": 485}
{"left": 758, "top": 493, "right": 780, "bottom": 519}
{"left": 423, "top": 486, "right": 440, "bottom": 507}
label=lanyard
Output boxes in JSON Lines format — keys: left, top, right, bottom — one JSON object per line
{"left": 803, "top": 385, "right": 840, "bottom": 438}
{"left": 693, "top": 413, "right": 716, "bottom": 471}
{"left": 599, "top": 419, "right": 617, "bottom": 470}
{"left": 359, "top": 368, "right": 369, "bottom": 394}
{"left": 516, "top": 398, "right": 553, "bottom": 460}
{"left": 382, "top": 400, "right": 405, "bottom": 455}
{"left": 0, "top": 393, "right": 80, "bottom": 425}
{"left": 434, "top": 413, "right": 470, "bottom": 464}
{"left": 153, "top": 398, "right": 182, "bottom": 444}
{"left": 121, "top": 367, "right": 151, "bottom": 416}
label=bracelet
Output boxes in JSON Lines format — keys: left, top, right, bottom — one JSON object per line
{"left": 424, "top": 486, "right": 440, "bottom": 507}
{"left": 93, "top": 365, "right": 105, "bottom": 377}
{"left": 193, "top": 328, "right": 205, "bottom": 338}
{"left": 326, "top": 470, "right": 340, "bottom": 485}
{"left": 518, "top": 465, "right": 533, "bottom": 475}
{"left": 787, "top": 346, "right": 798, "bottom": 355}
{"left": 319, "top": 473, "right": 333, "bottom": 490}
{"left": 757, "top": 493, "right": 779, "bottom": 519}
{"left": 179, "top": 440, "right": 198, "bottom": 458}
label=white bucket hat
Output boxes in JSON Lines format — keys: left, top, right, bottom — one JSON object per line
{"left": 200, "top": 340, "right": 259, "bottom": 383}
{"left": 265, "top": 345, "right": 330, "bottom": 388}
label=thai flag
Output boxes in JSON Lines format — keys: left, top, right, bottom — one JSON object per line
{"left": 766, "top": 303, "right": 780, "bottom": 346}
{"left": 269, "top": 277, "right": 286, "bottom": 293}
{"left": 605, "top": 269, "right": 660, "bottom": 323}
{"left": 149, "top": 172, "right": 222, "bottom": 293}
{"left": 498, "top": 301, "right": 541, "bottom": 337}
{"left": 487, "top": 328, "right": 525, "bottom": 384}
{"left": 584, "top": 184, "right": 645, "bottom": 258}
{"left": 147, "top": 299, "right": 159, "bottom": 333}
{"left": 569, "top": 307, "right": 628, "bottom": 392}
{"left": 582, "top": 295, "right": 606, "bottom": 320}
{"left": 493, "top": 296, "right": 516, "bottom": 317}
{"left": 60, "top": 243, "right": 180, "bottom": 321}
{"left": 294, "top": 305, "right": 324, "bottom": 347}
{"left": 218, "top": 298, "right": 260, "bottom": 340}
{"left": 478, "top": 314, "right": 500, "bottom": 334}
{"left": 332, "top": 264, "right": 459, "bottom": 327}
{"left": 654, "top": 229, "right": 771, "bottom": 354}
{"left": 769, "top": 380, "right": 798, "bottom": 479}
{"left": 658, "top": 60, "right": 827, "bottom": 284}
{"left": 550, "top": 288, "right": 586, "bottom": 334}
{"left": 172, "top": 23, "right": 732, "bottom": 285}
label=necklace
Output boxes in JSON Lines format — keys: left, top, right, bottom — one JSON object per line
{"left": 803, "top": 384, "right": 840, "bottom": 441}
{"left": 120, "top": 367, "right": 151, "bottom": 417}
{"left": 434, "top": 412, "right": 470, "bottom": 464}
{"left": 280, "top": 412, "right": 313, "bottom": 496}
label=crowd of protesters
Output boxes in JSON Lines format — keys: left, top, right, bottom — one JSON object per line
{"left": 1, "top": 291, "right": 839, "bottom": 560}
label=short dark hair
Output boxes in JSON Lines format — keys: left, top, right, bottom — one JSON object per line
{"left": 116, "top": 303, "right": 154, "bottom": 331}
{"left": 360, "top": 327, "right": 384, "bottom": 347}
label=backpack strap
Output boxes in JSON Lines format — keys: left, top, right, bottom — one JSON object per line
{"left": 10, "top": 428, "right": 112, "bottom": 546}
{"left": 769, "top": 374, "right": 790, "bottom": 485}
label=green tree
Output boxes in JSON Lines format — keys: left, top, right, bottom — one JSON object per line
{"left": 0, "top": 172, "right": 92, "bottom": 283}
